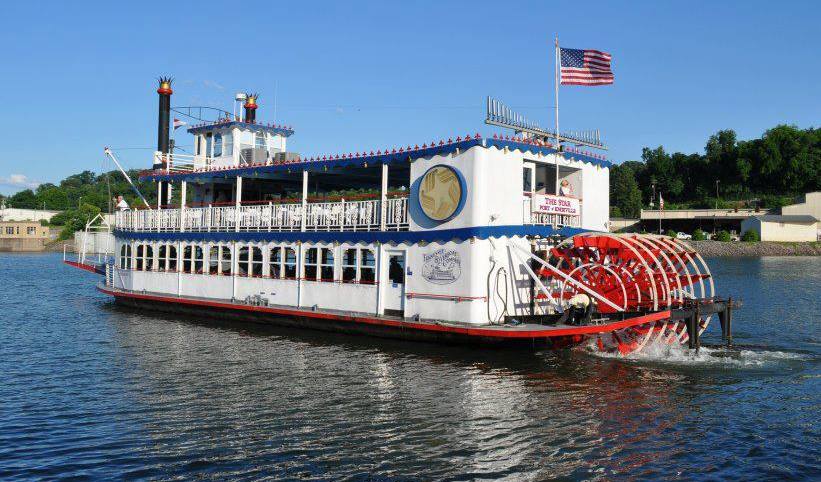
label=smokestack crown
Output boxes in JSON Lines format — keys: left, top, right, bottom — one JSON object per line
{"left": 157, "top": 76, "right": 173, "bottom": 95}
{"left": 243, "top": 93, "right": 258, "bottom": 109}
{"left": 243, "top": 92, "right": 258, "bottom": 123}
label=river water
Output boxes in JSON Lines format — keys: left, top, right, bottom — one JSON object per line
{"left": 1, "top": 253, "right": 818, "bottom": 480}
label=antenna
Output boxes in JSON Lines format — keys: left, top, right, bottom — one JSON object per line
{"left": 484, "top": 96, "right": 607, "bottom": 150}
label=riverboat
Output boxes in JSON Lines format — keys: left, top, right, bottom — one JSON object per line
{"left": 67, "top": 79, "right": 738, "bottom": 354}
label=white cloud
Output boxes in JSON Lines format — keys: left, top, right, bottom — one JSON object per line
{"left": 0, "top": 173, "right": 41, "bottom": 191}
{"left": 203, "top": 79, "right": 225, "bottom": 91}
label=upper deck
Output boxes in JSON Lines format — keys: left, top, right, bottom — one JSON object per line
{"left": 123, "top": 135, "right": 610, "bottom": 236}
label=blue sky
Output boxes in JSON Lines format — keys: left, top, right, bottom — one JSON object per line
{"left": 0, "top": 0, "right": 818, "bottom": 194}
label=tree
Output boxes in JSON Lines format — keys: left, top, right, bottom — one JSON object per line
{"left": 715, "top": 230, "right": 731, "bottom": 242}
{"left": 56, "top": 203, "right": 102, "bottom": 240}
{"left": 741, "top": 230, "right": 759, "bottom": 242}
{"left": 8, "top": 189, "right": 38, "bottom": 209}
{"left": 642, "top": 146, "right": 684, "bottom": 200}
{"left": 610, "top": 164, "right": 643, "bottom": 218}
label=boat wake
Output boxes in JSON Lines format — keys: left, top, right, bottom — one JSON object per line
{"left": 583, "top": 336, "right": 809, "bottom": 368}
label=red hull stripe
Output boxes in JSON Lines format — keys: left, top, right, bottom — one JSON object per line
{"left": 97, "top": 286, "right": 671, "bottom": 339}
{"left": 64, "top": 260, "right": 100, "bottom": 274}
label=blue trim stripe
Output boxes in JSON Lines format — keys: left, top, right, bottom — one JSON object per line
{"left": 115, "top": 225, "right": 587, "bottom": 244}
{"left": 142, "top": 138, "right": 611, "bottom": 182}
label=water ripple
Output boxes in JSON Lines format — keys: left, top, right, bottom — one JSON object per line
{"left": 0, "top": 254, "right": 818, "bottom": 480}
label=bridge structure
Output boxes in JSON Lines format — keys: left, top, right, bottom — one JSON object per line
{"left": 639, "top": 208, "right": 773, "bottom": 233}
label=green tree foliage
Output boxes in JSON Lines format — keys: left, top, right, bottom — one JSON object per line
{"left": 715, "top": 230, "right": 732, "bottom": 242}
{"left": 741, "top": 229, "right": 759, "bottom": 242}
{"left": 665, "top": 229, "right": 678, "bottom": 238}
{"left": 609, "top": 164, "right": 643, "bottom": 218}
{"left": 692, "top": 229, "right": 706, "bottom": 241}
{"left": 4, "top": 169, "right": 157, "bottom": 213}
{"left": 616, "top": 125, "right": 819, "bottom": 209}
{"left": 54, "top": 203, "right": 102, "bottom": 240}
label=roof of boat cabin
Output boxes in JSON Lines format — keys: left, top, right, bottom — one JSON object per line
{"left": 187, "top": 120, "right": 295, "bottom": 137}
{"left": 141, "top": 135, "right": 612, "bottom": 183}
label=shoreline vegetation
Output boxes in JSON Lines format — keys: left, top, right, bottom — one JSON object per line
{"left": 610, "top": 125, "right": 819, "bottom": 218}
{"left": 685, "top": 240, "right": 821, "bottom": 257}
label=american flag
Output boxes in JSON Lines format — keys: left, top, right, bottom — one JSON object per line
{"left": 560, "top": 48, "right": 614, "bottom": 86}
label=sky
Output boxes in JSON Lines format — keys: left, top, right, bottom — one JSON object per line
{"left": 0, "top": 0, "right": 818, "bottom": 195}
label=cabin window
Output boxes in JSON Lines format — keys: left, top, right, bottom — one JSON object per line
{"left": 193, "top": 246, "right": 204, "bottom": 273}
{"left": 342, "top": 248, "right": 357, "bottom": 283}
{"left": 158, "top": 245, "right": 167, "bottom": 271}
{"left": 214, "top": 134, "right": 223, "bottom": 157}
{"left": 269, "top": 247, "right": 282, "bottom": 278}
{"left": 221, "top": 246, "right": 232, "bottom": 275}
{"left": 224, "top": 134, "right": 233, "bottom": 157}
{"left": 251, "top": 247, "right": 263, "bottom": 277}
{"left": 360, "top": 249, "right": 375, "bottom": 284}
{"left": 304, "top": 247, "right": 318, "bottom": 280}
{"left": 120, "top": 244, "right": 131, "bottom": 270}
{"left": 182, "top": 246, "right": 192, "bottom": 273}
{"left": 341, "top": 248, "right": 375, "bottom": 284}
{"left": 205, "top": 133, "right": 213, "bottom": 157}
{"left": 284, "top": 247, "right": 297, "bottom": 279}
{"left": 136, "top": 244, "right": 144, "bottom": 271}
{"left": 144, "top": 245, "right": 154, "bottom": 271}
{"left": 255, "top": 132, "right": 266, "bottom": 149}
{"left": 304, "top": 247, "right": 333, "bottom": 281}
{"left": 320, "top": 248, "right": 334, "bottom": 281}
{"left": 237, "top": 246, "right": 249, "bottom": 276}
{"left": 209, "top": 246, "right": 219, "bottom": 275}
{"left": 168, "top": 245, "right": 177, "bottom": 271}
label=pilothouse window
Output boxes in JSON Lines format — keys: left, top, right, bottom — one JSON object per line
{"left": 213, "top": 134, "right": 222, "bottom": 157}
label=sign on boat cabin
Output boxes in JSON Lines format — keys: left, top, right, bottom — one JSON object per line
{"left": 531, "top": 194, "right": 581, "bottom": 216}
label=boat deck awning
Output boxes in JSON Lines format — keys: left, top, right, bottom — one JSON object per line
{"left": 140, "top": 136, "right": 612, "bottom": 183}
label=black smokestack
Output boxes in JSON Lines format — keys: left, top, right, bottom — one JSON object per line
{"left": 155, "top": 77, "right": 173, "bottom": 207}
{"left": 156, "top": 77, "right": 173, "bottom": 157}
{"left": 243, "top": 93, "right": 258, "bottom": 123}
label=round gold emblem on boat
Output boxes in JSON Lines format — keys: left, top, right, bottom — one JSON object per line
{"left": 418, "top": 165, "right": 463, "bottom": 221}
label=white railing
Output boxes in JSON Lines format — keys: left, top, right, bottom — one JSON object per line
{"left": 116, "top": 197, "right": 410, "bottom": 233}
{"left": 523, "top": 198, "right": 581, "bottom": 228}
{"left": 153, "top": 151, "right": 218, "bottom": 172}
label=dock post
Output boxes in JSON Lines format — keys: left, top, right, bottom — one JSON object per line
{"left": 687, "top": 303, "right": 700, "bottom": 352}
{"left": 717, "top": 303, "right": 727, "bottom": 341}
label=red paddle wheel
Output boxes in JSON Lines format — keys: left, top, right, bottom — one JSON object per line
{"left": 530, "top": 233, "right": 716, "bottom": 356}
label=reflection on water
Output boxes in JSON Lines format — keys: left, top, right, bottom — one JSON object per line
{"left": 0, "top": 254, "right": 819, "bottom": 480}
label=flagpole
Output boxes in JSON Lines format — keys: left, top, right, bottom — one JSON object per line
{"left": 554, "top": 34, "right": 561, "bottom": 196}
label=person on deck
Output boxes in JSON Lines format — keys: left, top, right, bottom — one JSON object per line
{"left": 115, "top": 196, "right": 129, "bottom": 211}
{"left": 559, "top": 179, "right": 574, "bottom": 197}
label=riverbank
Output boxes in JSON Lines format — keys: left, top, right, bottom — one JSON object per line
{"left": 686, "top": 240, "right": 821, "bottom": 257}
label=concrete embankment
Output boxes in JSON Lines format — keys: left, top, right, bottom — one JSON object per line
{"left": 686, "top": 240, "right": 821, "bottom": 257}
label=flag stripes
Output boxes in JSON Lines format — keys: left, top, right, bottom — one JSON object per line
{"left": 560, "top": 48, "right": 614, "bottom": 86}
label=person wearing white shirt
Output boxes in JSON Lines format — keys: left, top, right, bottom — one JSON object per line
{"left": 559, "top": 179, "right": 574, "bottom": 197}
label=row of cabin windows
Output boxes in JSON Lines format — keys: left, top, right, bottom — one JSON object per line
{"left": 119, "top": 244, "right": 375, "bottom": 283}
{"left": 197, "top": 132, "right": 271, "bottom": 157}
